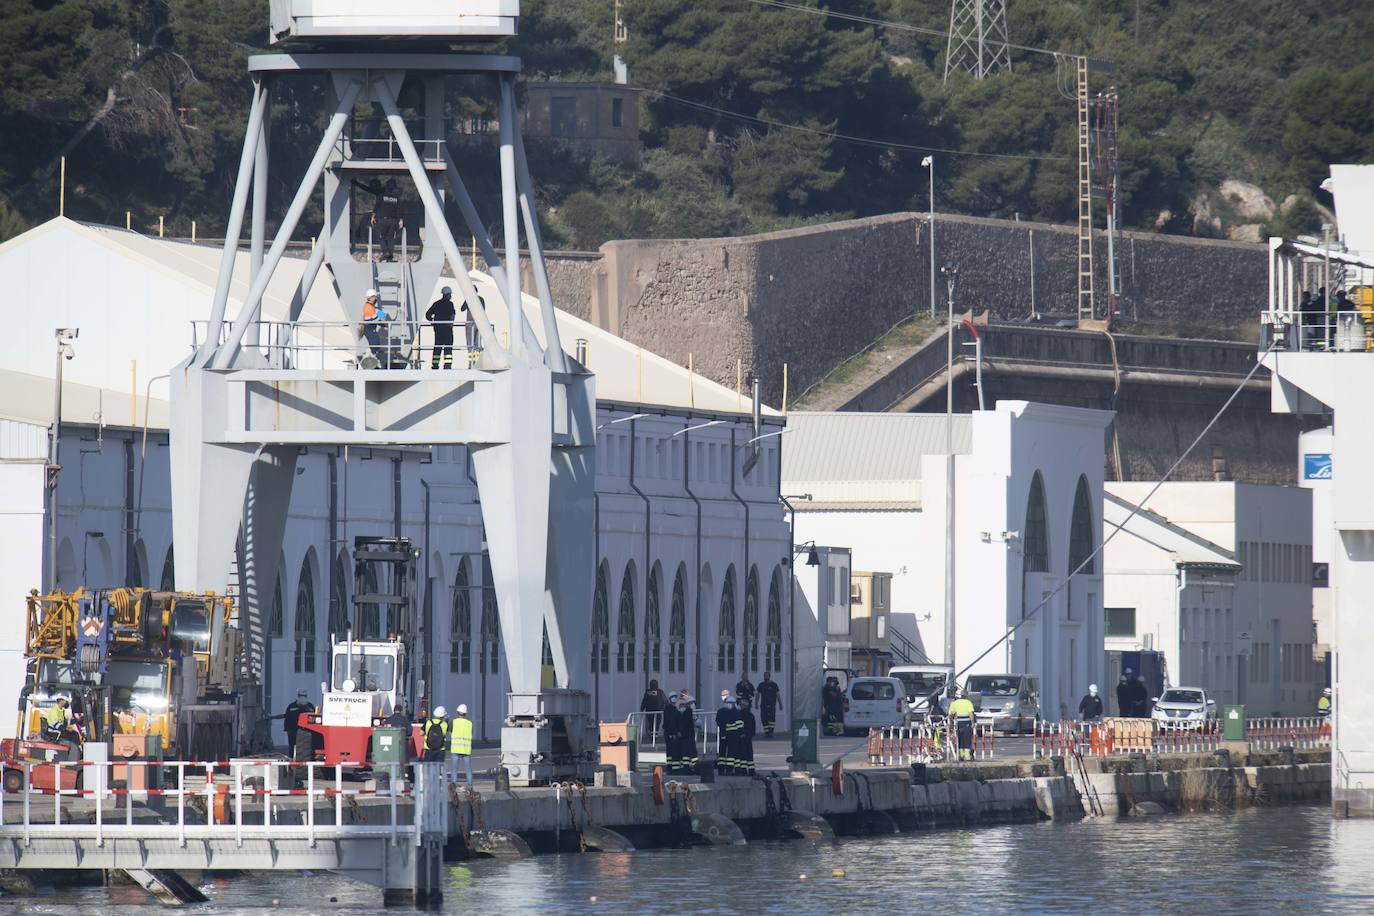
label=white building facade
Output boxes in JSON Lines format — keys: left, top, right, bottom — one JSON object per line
{"left": 784, "top": 402, "right": 1113, "bottom": 721}
{"left": 1105, "top": 482, "right": 1315, "bottom": 716}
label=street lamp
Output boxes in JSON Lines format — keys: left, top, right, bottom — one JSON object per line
{"left": 941, "top": 264, "right": 958, "bottom": 669}
{"left": 48, "top": 328, "right": 78, "bottom": 592}
{"left": 780, "top": 493, "right": 813, "bottom": 741}
{"left": 922, "top": 156, "right": 935, "bottom": 320}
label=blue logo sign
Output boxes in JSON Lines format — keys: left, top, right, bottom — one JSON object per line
{"left": 1304, "top": 453, "right": 1332, "bottom": 480}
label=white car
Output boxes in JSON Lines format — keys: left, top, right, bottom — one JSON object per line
{"left": 842, "top": 676, "right": 907, "bottom": 734}
{"left": 1150, "top": 687, "right": 1217, "bottom": 730}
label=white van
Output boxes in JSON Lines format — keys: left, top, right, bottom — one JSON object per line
{"left": 889, "top": 665, "right": 954, "bottom": 715}
{"left": 966, "top": 673, "right": 1041, "bottom": 734}
{"left": 843, "top": 676, "right": 907, "bottom": 734}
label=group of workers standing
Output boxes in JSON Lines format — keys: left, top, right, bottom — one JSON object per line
{"left": 279, "top": 692, "right": 475, "bottom": 787}
{"left": 640, "top": 672, "right": 783, "bottom": 776}
{"left": 361, "top": 286, "right": 480, "bottom": 370}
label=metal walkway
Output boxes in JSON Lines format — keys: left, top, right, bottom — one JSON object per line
{"left": 0, "top": 759, "right": 448, "bottom": 906}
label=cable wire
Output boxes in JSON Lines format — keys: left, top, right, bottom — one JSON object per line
{"left": 642, "top": 89, "right": 1071, "bottom": 162}
{"left": 951, "top": 342, "right": 1279, "bottom": 684}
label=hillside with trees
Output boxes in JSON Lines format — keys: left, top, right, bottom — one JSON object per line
{"left": 1, "top": 0, "right": 1370, "bottom": 248}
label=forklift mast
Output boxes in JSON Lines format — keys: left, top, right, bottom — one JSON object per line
{"left": 351, "top": 536, "right": 422, "bottom": 710}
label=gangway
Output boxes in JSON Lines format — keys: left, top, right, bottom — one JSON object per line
{"left": 169, "top": 0, "right": 598, "bottom": 788}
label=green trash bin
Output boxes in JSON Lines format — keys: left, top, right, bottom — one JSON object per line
{"left": 791, "top": 718, "right": 819, "bottom": 766}
{"left": 1222, "top": 705, "right": 1246, "bottom": 742}
{"left": 371, "top": 727, "right": 408, "bottom": 766}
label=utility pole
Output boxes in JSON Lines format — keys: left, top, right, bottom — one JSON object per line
{"left": 923, "top": 156, "right": 936, "bottom": 319}
{"left": 47, "top": 328, "right": 78, "bottom": 592}
{"left": 941, "top": 265, "right": 959, "bottom": 669}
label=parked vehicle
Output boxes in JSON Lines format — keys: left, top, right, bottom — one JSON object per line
{"left": 889, "top": 665, "right": 953, "bottom": 717}
{"left": 1150, "top": 687, "right": 1217, "bottom": 730}
{"left": 842, "top": 676, "right": 906, "bottom": 735}
{"left": 966, "top": 674, "right": 1041, "bottom": 734}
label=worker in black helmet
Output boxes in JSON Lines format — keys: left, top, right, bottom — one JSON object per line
{"left": 425, "top": 287, "right": 457, "bottom": 369}
{"left": 359, "top": 177, "right": 403, "bottom": 261}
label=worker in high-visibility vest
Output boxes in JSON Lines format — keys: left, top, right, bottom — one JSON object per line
{"left": 43, "top": 698, "right": 73, "bottom": 744}
{"left": 449, "top": 703, "right": 474, "bottom": 786}
{"left": 1318, "top": 688, "right": 1332, "bottom": 719}
{"left": 947, "top": 687, "right": 977, "bottom": 762}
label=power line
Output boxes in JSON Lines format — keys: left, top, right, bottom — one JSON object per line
{"left": 952, "top": 341, "right": 1279, "bottom": 683}
{"left": 736, "top": 0, "right": 1103, "bottom": 64}
{"left": 642, "top": 89, "right": 1070, "bottom": 163}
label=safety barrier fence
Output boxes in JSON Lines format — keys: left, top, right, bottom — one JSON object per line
{"left": 1262, "top": 309, "right": 1373, "bottom": 354}
{"left": 0, "top": 759, "right": 448, "bottom": 848}
{"left": 1246, "top": 717, "right": 1331, "bottom": 751}
{"left": 1032, "top": 717, "right": 1331, "bottom": 758}
{"left": 866, "top": 719, "right": 995, "bottom": 765}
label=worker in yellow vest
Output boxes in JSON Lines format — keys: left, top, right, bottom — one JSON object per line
{"left": 1318, "top": 688, "right": 1332, "bottom": 719}
{"left": 450, "top": 703, "right": 474, "bottom": 786}
{"left": 422, "top": 706, "right": 450, "bottom": 763}
{"left": 947, "top": 687, "right": 977, "bottom": 762}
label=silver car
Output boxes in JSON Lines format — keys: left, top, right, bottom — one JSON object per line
{"left": 967, "top": 674, "right": 1041, "bottom": 734}
{"left": 1150, "top": 687, "right": 1217, "bottom": 731}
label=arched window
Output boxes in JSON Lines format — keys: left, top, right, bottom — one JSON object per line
{"left": 294, "top": 553, "right": 317, "bottom": 674}
{"left": 591, "top": 561, "right": 610, "bottom": 674}
{"left": 1068, "top": 475, "right": 1096, "bottom": 575}
{"left": 329, "top": 552, "right": 349, "bottom": 637}
{"left": 160, "top": 545, "right": 175, "bottom": 591}
{"left": 644, "top": 563, "right": 662, "bottom": 673}
{"left": 269, "top": 570, "right": 284, "bottom": 638}
{"left": 1024, "top": 472, "right": 1050, "bottom": 573}
{"left": 479, "top": 555, "right": 500, "bottom": 675}
{"left": 717, "top": 565, "right": 737, "bottom": 673}
{"left": 616, "top": 562, "right": 637, "bottom": 673}
{"left": 129, "top": 539, "right": 148, "bottom": 589}
{"left": 450, "top": 558, "right": 472, "bottom": 674}
{"left": 669, "top": 564, "right": 687, "bottom": 673}
{"left": 743, "top": 565, "right": 760, "bottom": 672}
{"left": 766, "top": 565, "right": 784, "bottom": 673}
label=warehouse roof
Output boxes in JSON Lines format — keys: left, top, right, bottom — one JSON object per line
{"left": 781, "top": 411, "right": 973, "bottom": 510}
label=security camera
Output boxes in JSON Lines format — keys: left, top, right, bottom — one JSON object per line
{"left": 62, "top": 347, "right": 75, "bottom": 361}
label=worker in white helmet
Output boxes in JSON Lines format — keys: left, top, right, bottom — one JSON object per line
{"left": 1079, "top": 683, "right": 1104, "bottom": 722}
{"left": 449, "top": 702, "right": 474, "bottom": 786}
{"left": 360, "top": 287, "right": 395, "bottom": 367}
{"left": 422, "top": 705, "right": 449, "bottom": 762}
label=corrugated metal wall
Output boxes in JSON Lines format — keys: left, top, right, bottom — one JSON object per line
{"left": 0, "top": 419, "right": 46, "bottom": 462}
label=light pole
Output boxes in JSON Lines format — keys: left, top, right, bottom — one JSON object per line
{"left": 922, "top": 156, "right": 936, "bottom": 320}
{"left": 941, "top": 265, "right": 958, "bottom": 669}
{"left": 47, "top": 328, "right": 78, "bottom": 592}
{"left": 781, "top": 493, "right": 813, "bottom": 739}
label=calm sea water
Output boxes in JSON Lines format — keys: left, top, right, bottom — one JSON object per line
{"left": 10, "top": 805, "right": 1374, "bottom": 914}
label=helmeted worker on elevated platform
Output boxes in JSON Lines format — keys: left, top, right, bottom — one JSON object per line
{"left": 423, "top": 705, "right": 450, "bottom": 763}
{"left": 948, "top": 687, "right": 976, "bottom": 762}
{"left": 1318, "top": 687, "right": 1332, "bottom": 718}
{"left": 449, "top": 703, "right": 474, "bottom": 786}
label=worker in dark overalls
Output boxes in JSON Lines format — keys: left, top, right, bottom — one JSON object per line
{"left": 678, "top": 692, "right": 700, "bottom": 773}
{"left": 662, "top": 691, "right": 682, "bottom": 773}
{"left": 716, "top": 694, "right": 738, "bottom": 775}
{"left": 738, "top": 697, "right": 757, "bottom": 775}
{"left": 756, "top": 670, "right": 781, "bottom": 736}
{"left": 359, "top": 177, "right": 403, "bottom": 261}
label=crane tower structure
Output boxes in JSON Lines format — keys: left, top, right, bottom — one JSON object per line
{"left": 169, "top": 0, "right": 599, "bottom": 785}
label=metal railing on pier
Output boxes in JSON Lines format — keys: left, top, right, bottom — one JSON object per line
{"left": 0, "top": 758, "right": 447, "bottom": 848}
